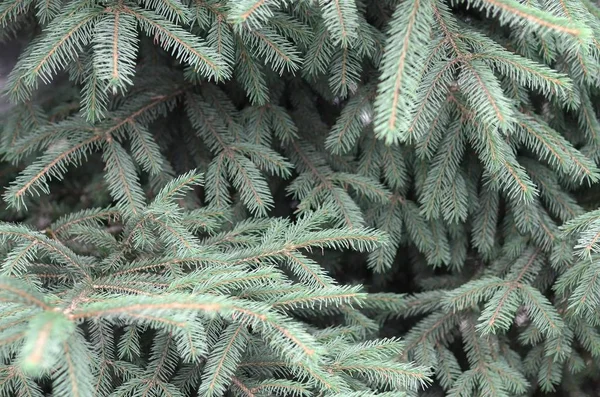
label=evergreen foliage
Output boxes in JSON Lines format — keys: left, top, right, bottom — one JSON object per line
{"left": 0, "top": 0, "right": 600, "bottom": 396}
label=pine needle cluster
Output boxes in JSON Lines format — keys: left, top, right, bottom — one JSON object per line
{"left": 0, "top": 0, "right": 600, "bottom": 396}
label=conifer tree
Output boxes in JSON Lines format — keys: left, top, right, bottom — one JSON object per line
{"left": 1, "top": 0, "right": 600, "bottom": 396}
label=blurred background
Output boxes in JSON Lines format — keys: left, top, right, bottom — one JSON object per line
{"left": 0, "top": 40, "right": 21, "bottom": 115}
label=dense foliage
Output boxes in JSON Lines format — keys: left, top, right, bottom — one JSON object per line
{"left": 1, "top": 0, "right": 600, "bottom": 396}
